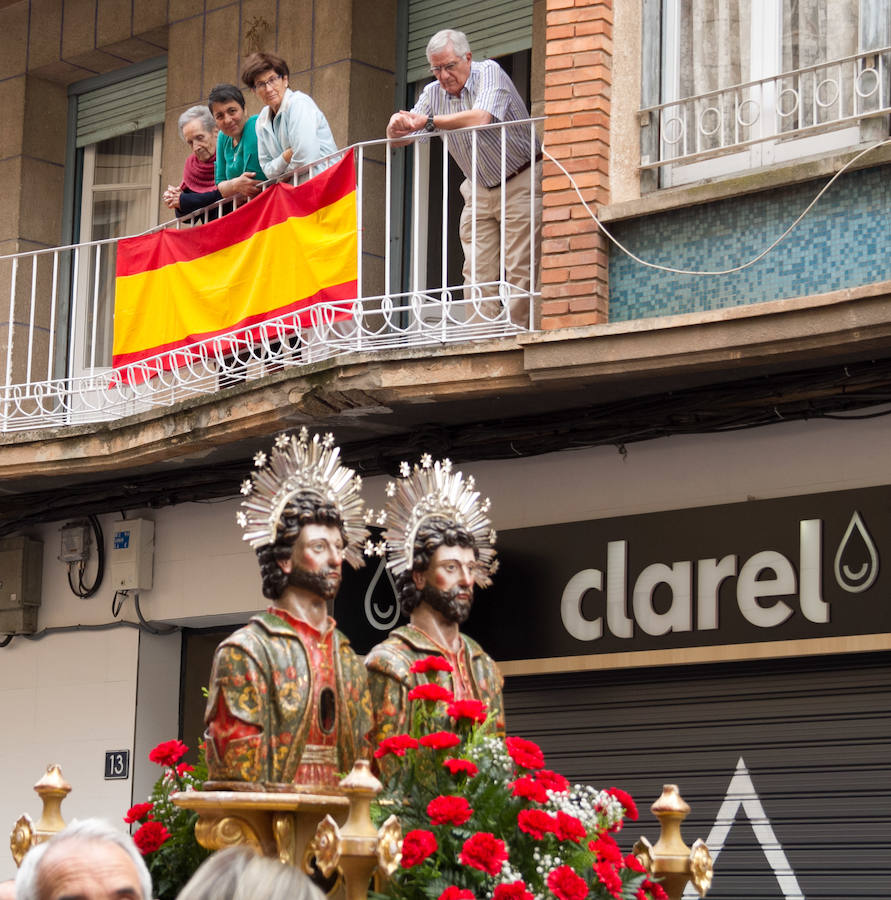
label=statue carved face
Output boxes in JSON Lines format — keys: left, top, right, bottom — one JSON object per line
{"left": 413, "top": 543, "right": 478, "bottom": 623}
{"left": 278, "top": 522, "right": 344, "bottom": 603}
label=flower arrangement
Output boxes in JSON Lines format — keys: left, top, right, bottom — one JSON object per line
{"left": 123, "top": 739, "right": 211, "bottom": 900}
{"left": 373, "top": 657, "right": 666, "bottom": 900}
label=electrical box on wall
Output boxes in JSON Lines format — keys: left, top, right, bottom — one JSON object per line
{"left": 0, "top": 536, "right": 43, "bottom": 634}
{"left": 110, "top": 519, "right": 154, "bottom": 590}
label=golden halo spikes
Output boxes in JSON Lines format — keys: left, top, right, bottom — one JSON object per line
{"left": 371, "top": 457, "right": 497, "bottom": 587}
{"left": 236, "top": 431, "right": 368, "bottom": 569}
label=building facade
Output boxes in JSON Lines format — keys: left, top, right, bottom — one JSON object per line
{"left": 1, "top": 1, "right": 889, "bottom": 896}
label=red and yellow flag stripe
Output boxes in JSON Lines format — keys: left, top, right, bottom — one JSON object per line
{"left": 113, "top": 149, "right": 357, "bottom": 374}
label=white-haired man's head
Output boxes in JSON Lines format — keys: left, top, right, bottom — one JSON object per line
{"left": 426, "top": 29, "right": 471, "bottom": 59}
{"left": 15, "top": 819, "right": 151, "bottom": 900}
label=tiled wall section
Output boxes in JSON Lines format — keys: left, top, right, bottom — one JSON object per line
{"left": 608, "top": 164, "right": 891, "bottom": 321}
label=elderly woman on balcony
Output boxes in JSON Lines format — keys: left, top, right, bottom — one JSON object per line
{"left": 163, "top": 105, "right": 260, "bottom": 218}
{"left": 241, "top": 52, "right": 337, "bottom": 180}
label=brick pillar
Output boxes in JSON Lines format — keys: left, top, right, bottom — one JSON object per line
{"left": 539, "top": 0, "right": 612, "bottom": 329}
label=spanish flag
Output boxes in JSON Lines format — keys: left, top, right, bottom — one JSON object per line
{"left": 113, "top": 149, "right": 357, "bottom": 379}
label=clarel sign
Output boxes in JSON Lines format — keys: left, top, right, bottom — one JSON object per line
{"left": 341, "top": 485, "right": 890, "bottom": 660}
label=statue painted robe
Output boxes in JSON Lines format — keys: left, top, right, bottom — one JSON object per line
{"left": 205, "top": 608, "right": 372, "bottom": 789}
{"left": 365, "top": 623, "right": 504, "bottom": 751}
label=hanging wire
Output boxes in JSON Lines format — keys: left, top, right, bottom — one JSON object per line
{"left": 542, "top": 137, "right": 891, "bottom": 276}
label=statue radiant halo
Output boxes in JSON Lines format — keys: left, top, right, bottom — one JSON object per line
{"left": 236, "top": 428, "right": 368, "bottom": 569}
{"left": 365, "top": 455, "right": 498, "bottom": 587}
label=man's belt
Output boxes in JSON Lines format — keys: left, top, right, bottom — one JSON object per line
{"left": 485, "top": 152, "right": 543, "bottom": 189}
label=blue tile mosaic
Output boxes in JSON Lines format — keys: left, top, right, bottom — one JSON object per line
{"left": 608, "top": 164, "right": 891, "bottom": 321}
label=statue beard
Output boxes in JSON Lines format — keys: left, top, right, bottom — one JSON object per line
{"left": 287, "top": 565, "right": 341, "bottom": 603}
{"left": 420, "top": 582, "right": 472, "bottom": 625}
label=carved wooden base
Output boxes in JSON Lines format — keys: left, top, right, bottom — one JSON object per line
{"left": 172, "top": 789, "right": 350, "bottom": 869}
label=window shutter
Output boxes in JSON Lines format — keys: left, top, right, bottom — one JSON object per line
{"left": 407, "top": 0, "right": 534, "bottom": 83}
{"left": 75, "top": 67, "right": 167, "bottom": 148}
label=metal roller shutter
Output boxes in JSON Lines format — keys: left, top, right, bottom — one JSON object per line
{"left": 75, "top": 65, "right": 167, "bottom": 148}
{"left": 504, "top": 652, "right": 891, "bottom": 899}
{"left": 407, "top": 0, "right": 534, "bottom": 82}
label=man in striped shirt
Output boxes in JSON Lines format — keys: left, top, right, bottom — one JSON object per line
{"left": 386, "top": 29, "right": 541, "bottom": 327}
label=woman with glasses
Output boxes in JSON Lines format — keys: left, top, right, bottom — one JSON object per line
{"left": 241, "top": 52, "right": 337, "bottom": 181}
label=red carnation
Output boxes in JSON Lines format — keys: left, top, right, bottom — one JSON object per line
{"left": 494, "top": 881, "right": 534, "bottom": 900}
{"left": 505, "top": 737, "right": 545, "bottom": 770}
{"left": 427, "top": 795, "right": 473, "bottom": 826}
{"left": 410, "top": 655, "right": 453, "bottom": 674}
{"left": 510, "top": 776, "right": 548, "bottom": 803}
{"left": 408, "top": 683, "right": 454, "bottom": 704}
{"left": 623, "top": 853, "right": 647, "bottom": 874}
{"left": 447, "top": 699, "right": 488, "bottom": 724}
{"left": 547, "top": 865, "right": 588, "bottom": 900}
{"left": 518, "top": 808, "right": 557, "bottom": 840}
{"left": 444, "top": 758, "right": 478, "bottom": 778}
{"left": 374, "top": 734, "right": 419, "bottom": 759}
{"left": 123, "top": 802, "right": 154, "bottom": 824}
{"left": 148, "top": 739, "right": 188, "bottom": 767}
{"left": 400, "top": 829, "right": 438, "bottom": 868}
{"left": 132, "top": 820, "right": 170, "bottom": 855}
{"left": 594, "top": 861, "right": 622, "bottom": 899}
{"left": 460, "top": 832, "right": 508, "bottom": 876}
{"left": 607, "top": 787, "right": 638, "bottom": 821}
{"left": 638, "top": 882, "right": 668, "bottom": 900}
{"left": 439, "top": 888, "right": 475, "bottom": 900}
{"left": 420, "top": 731, "right": 461, "bottom": 751}
{"left": 536, "top": 769, "right": 569, "bottom": 794}
{"left": 590, "top": 834, "right": 622, "bottom": 866}
{"left": 176, "top": 762, "right": 195, "bottom": 777}
{"left": 554, "top": 810, "right": 586, "bottom": 844}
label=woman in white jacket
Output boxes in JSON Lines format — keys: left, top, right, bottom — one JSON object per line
{"left": 241, "top": 51, "right": 338, "bottom": 181}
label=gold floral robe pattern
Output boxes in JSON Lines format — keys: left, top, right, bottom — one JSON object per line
{"left": 204, "top": 609, "right": 372, "bottom": 788}
{"left": 365, "top": 624, "right": 504, "bottom": 752}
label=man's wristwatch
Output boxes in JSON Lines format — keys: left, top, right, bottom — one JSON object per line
{"left": 424, "top": 114, "right": 435, "bottom": 132}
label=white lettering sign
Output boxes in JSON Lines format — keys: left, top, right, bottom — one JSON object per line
{"left": 561, "top": 519, "right": 830, "bottom": 640}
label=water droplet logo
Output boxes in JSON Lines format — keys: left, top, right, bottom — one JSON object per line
{"left": 364, "top": 556, "right": 400, "bottom": 630}
{"left": 833, "top": 511, "right": 879, "bottom": 594}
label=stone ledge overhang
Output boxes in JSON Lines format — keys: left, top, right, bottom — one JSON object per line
{"left": 2, "top": 280, "right": 891, "bottom": 496}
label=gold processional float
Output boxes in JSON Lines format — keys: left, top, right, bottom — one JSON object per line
{"left": 9, "top": 762, "right": 713, "bottom": 900}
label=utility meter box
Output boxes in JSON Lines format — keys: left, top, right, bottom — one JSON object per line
{"left": 0, "top": 536, "right": 43, "bottom": 634}
{"left": 110, "top": 519, "right": 154, "bottom": 590}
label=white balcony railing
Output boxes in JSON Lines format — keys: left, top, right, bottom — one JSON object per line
{"left": 0, "top": 119, "right": 541, "bottom": 433}
{"left": 642, "top": 46, "right": 891, "bottom": 170}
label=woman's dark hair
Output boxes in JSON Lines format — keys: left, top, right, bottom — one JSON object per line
{"left": 208, "top": 83, "right": 246, "bottom": 110}
{"left": 396, "top": 516, "right": 477, "bottom": 616}
{"left": 256, "top": 497, "right": 344, "bottom": 600}
{"left": 241, "top": 52, "right": 290, "bottom": 89}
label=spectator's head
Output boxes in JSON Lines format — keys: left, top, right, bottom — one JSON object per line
{"left": 241, "top": 53, "right": 290, "bottom": 114}
{"left": 426, "top": 30, "right": 472, "bottom": 96}
{"left": 177, "top": 846, "right": 325, "bottom": 900}
{"left": 178, "top": 105, "right": 217, "bottom": 162}
{"left": 208, "top": 84, "right": 250, "bottom": 141}
{"left": 15, "top": 819, "right": 151, "bottom": 900}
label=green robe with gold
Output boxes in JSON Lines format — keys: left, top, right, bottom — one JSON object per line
{"left": 365, "top": 623, "right": 504, "bottom": 751}
{"left": 204, "top": 609, "right": 372, "bottom": 789}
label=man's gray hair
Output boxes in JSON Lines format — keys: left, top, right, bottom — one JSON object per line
{"left": 427, "top": 29, "right": 471, "bottom": 60}
{"left": 178, "top": 104, "right": 216, "bottom": 139}
{"left": 15, "top": 818, "right": 152, "bottom": 900}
